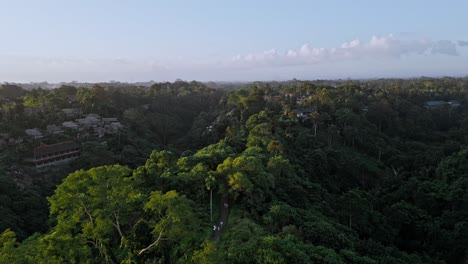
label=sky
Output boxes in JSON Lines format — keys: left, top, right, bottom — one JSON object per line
{"left": 0, "top": 0, "right": 467, "bottom": 82}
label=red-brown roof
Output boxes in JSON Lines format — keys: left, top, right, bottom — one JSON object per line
{"left": 34, "top": 141, "right": 80, "bottom": 156}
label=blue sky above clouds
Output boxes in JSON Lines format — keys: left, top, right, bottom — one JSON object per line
{"left": 0, "top": 0, "right": 467, "bottom": 82}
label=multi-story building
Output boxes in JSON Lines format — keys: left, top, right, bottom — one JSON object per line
{"left": 33, "top": 141, "right": 80, "bottom": 168}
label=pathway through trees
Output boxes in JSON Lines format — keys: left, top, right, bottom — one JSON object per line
{"left": 213, "top": 195, "right": 229, "bottom": 241}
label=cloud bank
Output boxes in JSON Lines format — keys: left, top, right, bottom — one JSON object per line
{"left": 458, "top": 40, "right": 468, "bottom": 47}
{"left": 1, "top": 34, "right": 467, "bottom": 82}
{"left": 230, "top": 34, "right": 467, "bottom": 68}
{"left": 0, "top": 55, "right": 173, "bottom": 82}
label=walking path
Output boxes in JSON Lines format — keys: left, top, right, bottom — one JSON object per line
{"left": 213, "top": 195, "right": 229, "bottom": 241}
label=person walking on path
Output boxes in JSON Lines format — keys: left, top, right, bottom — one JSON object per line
{"left": 214, "top": 196, "right": 230, "bottom": 241}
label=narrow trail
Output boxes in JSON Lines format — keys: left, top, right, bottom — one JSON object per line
{"left": 213, "top": 195, "right": 229, "bottom": 241}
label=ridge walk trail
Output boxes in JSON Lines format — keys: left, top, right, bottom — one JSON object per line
{"left": 213, "top": 196, "right": 229, "bottom": 241}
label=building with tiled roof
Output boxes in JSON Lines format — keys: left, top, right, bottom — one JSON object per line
{"left": 33, "top": 141, "right": 80, "bottom": 168}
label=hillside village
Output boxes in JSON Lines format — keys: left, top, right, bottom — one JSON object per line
{"left": 23, "top": 112, "right": 122, "bottom": 140}
{"left": 0, "top": 82, "right": 224, "bottom": 172}
{"left": 0, "top": 86, "right": 124, "bottom": 168}
{"left": 1, "top": 111, "right": 122, "bottom": 168}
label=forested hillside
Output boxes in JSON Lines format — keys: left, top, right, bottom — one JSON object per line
{"left": 1, "top": 77, "right": 468, "bottom": 263}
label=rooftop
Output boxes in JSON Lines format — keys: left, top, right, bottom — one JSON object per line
{"left": 425, "top": 101, "right": 448, "bottom": 106}
{"left": 34, "top": 141, "right": 80, "bottom": 157}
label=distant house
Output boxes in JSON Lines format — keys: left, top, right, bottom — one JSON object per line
{"left": 62, "top": 114, "right": 122, "bottom": 137}
{"left": 75, "top": 118, "right": 88, "bottom": 126}
{"left": 46, "top": 124, "right": 64, "bottom": 135}
{"left": 61, "top": 108, "right": 81, "bottom": 116}
{"left": 425, "top": 100, "right": 461, "bottom": 109}
{"left": 87, "top": 113, "right": 101, "bottom": 119}
{"left": 62, "top": 121, "right": 79, "bottom": 129}
{"left": 102, "top": 117, "right": 118, "bottom": 123}
{"left": 425, "top": 101, "right": 448, "bottom": 108}
{"left": 76, "top": 114, "right": 100, "bottom": 127}
{"left": 93, "top": 126, "right": 105, "bottom": 138}
{"left": 448, "top": 100, "right": 461, "bottom": 107}
{"left": 109, "top": 122, "right": 123, "bottom": 131}
{"left": 25, "top": 128, "right": 43, "bottom": 139}
{"left": 291, "top": 107, "right": 317, "bottom": 118}
{"left": 33, "top": 142, "right": 80, "bottom": 168}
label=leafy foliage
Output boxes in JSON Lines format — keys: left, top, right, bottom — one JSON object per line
{"left": 2, "top": 78, "right": 468, "bottom": 263}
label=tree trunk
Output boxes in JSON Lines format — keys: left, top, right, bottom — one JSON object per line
{"left": 139, "top": 230, "right": 164, "bottom": 255}
{"left": 210, "top": 189, "right": 213, "bottom": 222}
{"left": 113, "top": 212, "right": 124, "bottom": 239}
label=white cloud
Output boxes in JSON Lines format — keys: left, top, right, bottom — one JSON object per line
{"left": 229, "top": 34, "right": 464, "bottom": 68}
{"left": 457, "top": 40, "right": 468, "bottom": 47}
{"left": 431, "top": 40, "right": 458, "bottom": 56}
{"left": 341, "top": 39, "right": 361, "bottom": 49}
{"left": 1, "top": 34, "right": 467, "bottom": 82}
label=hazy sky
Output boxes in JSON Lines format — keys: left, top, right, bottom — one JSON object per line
{"left": 1, "top": 0, "right": 467, "bottom": 82}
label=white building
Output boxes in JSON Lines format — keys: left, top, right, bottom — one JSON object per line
{"left": 25, "top": 128, "right": 43, "bottom": 139}
{"left": 62, "top": 121, "right": 79, "bottom": 129}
